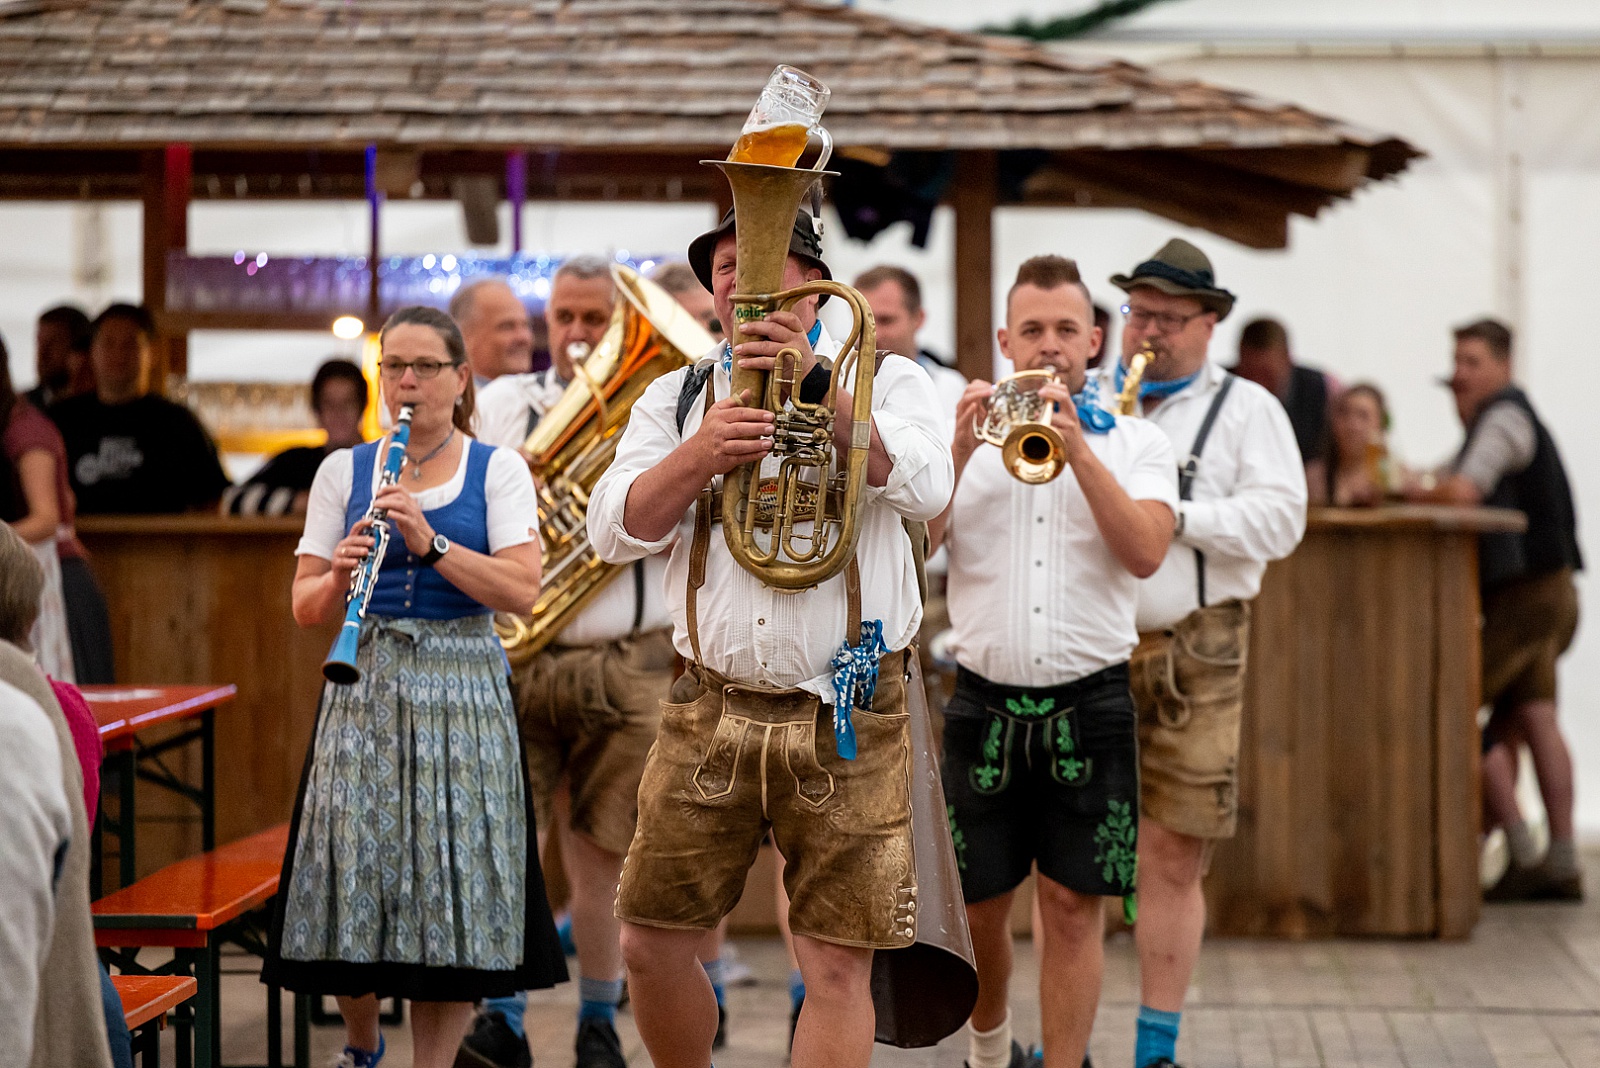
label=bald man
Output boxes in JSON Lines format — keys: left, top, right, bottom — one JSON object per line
{"left": 451, "top": 279, "right": 535, "bottom": 386}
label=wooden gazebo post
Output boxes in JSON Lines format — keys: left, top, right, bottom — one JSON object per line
{"left": 952, "top": 151, "right": 997, "bottom": 382}
{"left": 141, "top": 143, "right": 191, "bottom": 386}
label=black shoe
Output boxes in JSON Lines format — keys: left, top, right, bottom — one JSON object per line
{"left": 575, "top": 1017, "right": 626, "bottom": 1068}
{"left": 1140, "top": 1059, "right": 1183, "bottom": 1068}
{"left": 713, "top": 1003, "right": 728, "bottom": 1050}
{"left": 455, "top": 1012, "right": 532, "bottom": 1068}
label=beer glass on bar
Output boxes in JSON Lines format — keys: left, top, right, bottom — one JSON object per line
{"left": 728, "top": 65, "right": 832, "bottom": 170}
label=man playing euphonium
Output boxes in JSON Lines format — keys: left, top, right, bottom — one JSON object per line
{"left": 932, "top": 256, "right": 1177, "bottom": 1068}
{"left": 587, "top": 206, "right": 953, "bottom": 1068}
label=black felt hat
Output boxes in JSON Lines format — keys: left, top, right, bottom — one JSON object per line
{"left": 1110, "top": 238, "right": 1236, "bottom": 321}
{"left": 687, "top": 207, "right": 832, "bottom": 298}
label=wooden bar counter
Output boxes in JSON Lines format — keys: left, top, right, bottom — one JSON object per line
{"left": 1204, "top": 504, "right": 1524, "bottom": 940}
{"left": 78, "top": 515, "right": 338, "bottom": 878}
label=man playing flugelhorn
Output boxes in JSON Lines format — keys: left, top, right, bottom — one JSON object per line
{"left": 587, "top": 206, "right": 953, "bottom": 1068}
{"left": 930, "top": 256, "right": 1177, "bottom": 1068}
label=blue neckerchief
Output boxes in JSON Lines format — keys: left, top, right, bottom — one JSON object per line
{"left": 722, "top": 320, "right": 823, "bottom": 374}
{"left": 1114, "top": 356, "right": 1198, "bottom": 405}
{"left": 829, "top": 619, "right": 889, "bottom": 760}
{"left": 1073, "top": 376, "right": 1116, "bottom": 434}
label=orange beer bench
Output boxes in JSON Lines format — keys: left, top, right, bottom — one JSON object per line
{"left": 95, "top": 823, "right": 309, "bottom": 1068}
{"left": 114, "top": 974, "right": 197, "bottom": 1067}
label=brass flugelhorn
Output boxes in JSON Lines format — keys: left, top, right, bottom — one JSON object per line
{"left": 975, "top": 370, "right": 1067, "bottom": 485}
{"left": 705, "top": 153, "right": 877, "bottom": 590}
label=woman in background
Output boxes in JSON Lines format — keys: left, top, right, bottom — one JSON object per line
{"left": 1, "top": 331, "right": 83, "bottom": 680}
{"left": 223, "top": 358, "right": 369, "bottom": 516}
{"left": 1305, "top": 383, "right": 1392, "bottom": 507}
{"left": 263, "top": 306, "right": 564, "bottom": 1068}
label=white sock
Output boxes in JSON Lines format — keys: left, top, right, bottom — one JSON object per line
{"left": 1546, "top": 838, "right": 1579, "bottom": 879}
{"left": 967, "top": 1009, "right": 1013, "bottom": 1068}
{"left": 1507, "top": 821, "right": 1541, "bottom": 868}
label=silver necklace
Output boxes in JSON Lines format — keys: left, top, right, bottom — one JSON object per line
{"left": 407, "top": 426, "right": 455, "bottom": 480}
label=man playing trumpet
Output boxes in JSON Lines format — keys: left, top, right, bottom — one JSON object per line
{"left": 588, "top": 206, "right": 953, "bottom": 1068}
{"left": 930, "top": 256, "right": 1177, "bottom": 1068}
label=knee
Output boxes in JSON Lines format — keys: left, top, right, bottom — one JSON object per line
{"left": 1034, "top": 879, "right": 1101, "bottom": 941}
{"left": 797, "top": 940, "right": 873, "bottom": 1003}
{"left": 619, "top": 922, "right": 688, "bottom": 978}
{"left": 1139, "top": 826, "right": 1206, "bottom": 889}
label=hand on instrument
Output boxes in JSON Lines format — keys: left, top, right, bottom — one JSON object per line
{"left": 692, "top": 389, "right": 774, "bottom": 476}
{"left": 331, "top": 519, "right": 376, "bottom": 586}
{"left": 1038, "top": 382, "right": 1089, "bottom": 464}
{"left": 952, "top": 379, "right": 995, "bottom": 464}
{"left": 373, "top": 483, "right": 437, "bottom": 556}
{"left": 733, "top": 311, "right": 818, "bottom": 383}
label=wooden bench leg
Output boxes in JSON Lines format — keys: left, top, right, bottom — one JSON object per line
{"left": 175, "top": 943, "right": 221, "bottom": 1068}
{"left": 133, "top": 1021, "right": 160, "bottom": 1068}
{"left": 295, "top": 994, "right": 311, "bottom": 1068}
{"left": 266, "top": 983, "right": 282, "bottom": 1068}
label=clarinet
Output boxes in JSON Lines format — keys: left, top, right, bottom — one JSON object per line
{"left": 322, "top": 404, "right": 416, "bottom": 684}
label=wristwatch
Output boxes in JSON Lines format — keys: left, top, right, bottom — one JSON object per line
{"left": 421, "top": 533, "right": 450, "bottom": 567}
{"left": 1173, "top": 506, "right": 1187, "bottom": 538}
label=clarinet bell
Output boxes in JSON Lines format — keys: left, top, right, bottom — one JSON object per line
{"left": 322, "top": 620, "right": 363, "bottom": 684}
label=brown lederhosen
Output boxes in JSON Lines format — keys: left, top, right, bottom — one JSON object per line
{"left": 614, "top": 391, "right": 917, "bottom": 948}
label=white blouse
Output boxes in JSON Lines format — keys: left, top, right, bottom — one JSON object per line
{"left": 296, "top": 437, "right": 540, "bottom": 559}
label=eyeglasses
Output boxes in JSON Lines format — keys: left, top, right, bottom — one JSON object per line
{"left": 1121, "top": 304, "right": 1208, "bottom": 334}
{"left": 379, "top": 357, "right": 457, "bottom": 380}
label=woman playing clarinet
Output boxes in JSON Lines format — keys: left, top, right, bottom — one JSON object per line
{"left": 264, "top": 306, "right": 566, "bottom": 1068}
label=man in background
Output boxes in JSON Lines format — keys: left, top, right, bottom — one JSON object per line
{"left": 649, "top": 260, "right": 722, "bottom": 341}
{"left": 28, "top": 305, "right": 95, "bottom": 410}
{"left": 1410, "top": 318, "right": 1583, "bottom": 902}
{"left": 49, "top": 304, "right": 229, "bottom": 514}
{"left": 855, "top": 264, "right": 966, "bottom": 414}
{"left": 1233, "top": 317, "right": 1336, "bottom": 464}
{"left": 451, "top": 278, "right": 535, "bottom": 387}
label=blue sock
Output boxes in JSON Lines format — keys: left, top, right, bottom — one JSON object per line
{"left": 702, "top": 957, "right": 727, "bottom": 1007}
{"left": 483, "top": 992, "right": 527, "bottom": 1039}
{"left": 578, "top": 976, "right": 624, "bottom": 1025}
{"left": 788, "top": 969, "right": 806, "bottom": 1010}
{"left": 342, "top": 1034, "right": 385, "bottom": 1067}
{"left": 556, "top": 913, "right": 577, "bottom": 956}
{"left": 1135, "top": 1005, "right": 1181, "bottom": 1068}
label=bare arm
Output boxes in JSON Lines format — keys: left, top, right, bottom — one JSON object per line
{"left": 377, "top": 484, "right": 542, "bottom": 614}
{"left": 1041, "top": 383, "right": 1174, "bottom": 577}
{"left": 10, "top": 449, "right": 61, "bottom": 544}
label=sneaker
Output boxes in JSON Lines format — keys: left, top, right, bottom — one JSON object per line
{"left": 455, "top": 1012, "right": 531, "bottom": 1068}
{"left": 1486, "top": 861, "right": 1585, "bottom": 903}
{"left": 713, "top": 1004, "right": 728, "bottom": 1050}
{"left": 575, "top": 1017, "right": 627, "bottom": 1068}
{"left": 334, "top": 1034, "right": 385, "bottom": 1068}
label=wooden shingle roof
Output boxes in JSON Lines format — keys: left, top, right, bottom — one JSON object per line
{"left": 0, "top": 0, "right": 1422, "bottom": 247}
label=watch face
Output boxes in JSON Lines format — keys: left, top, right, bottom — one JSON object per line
{"left": 432, "top": 534, "right": 450, "bottom": 554}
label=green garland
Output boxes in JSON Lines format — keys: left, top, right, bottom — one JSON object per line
{"left": 981, "top": 0, "right": 1186, "bottom": 41}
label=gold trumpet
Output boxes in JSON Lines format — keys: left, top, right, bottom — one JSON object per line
{"left": 1116, "top": 342, "right": 1155, "bottom": 416}
{"left": 975, "top": 370, "right": 1068, "bottom": 485}
{"left": 705, "top": 161, "right": 877, "bottom": 590}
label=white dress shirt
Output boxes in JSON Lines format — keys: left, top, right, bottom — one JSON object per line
{"left": 946, "top": 417, "right": 1177, "bottom": 687}
{"left": 588, "top": 329, "right": 955, "bottom": 703}
{"left": 915, "top": 352, "right": 966, "bottom": 581}
{"left": 474, "top": 368, "right": 673, "bottom": 645}
{"left": 1095, "top": 358, "right": 1307, "bottom": 631}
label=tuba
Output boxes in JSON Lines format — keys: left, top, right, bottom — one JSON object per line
{"left": 707, "top": 159, "right": 878, "bottom": 590}
{"left": 493, "top": 265, "right": 712, "bottom": 665}
{"left": 975, "top": 370, "right": 1068, "bottom": 485}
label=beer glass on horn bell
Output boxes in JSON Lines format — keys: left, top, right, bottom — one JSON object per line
{"left": 728, "top": 64, "right": 833, "bottom": 169}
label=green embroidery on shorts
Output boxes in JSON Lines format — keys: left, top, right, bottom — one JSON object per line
{"left": 1004, "top": 695, "right": 1055, "bottom": 718}
{"left": 971, "top": 717, "right": 1004, "bottom": 790}
{"left": 946, "top": 804, "right": 968, "bottom": 872}
{"left": 1054, "top": 716, "right": 1085, "bottom": 783}
{"left": 1094, "top": 799, "right": 1138, "bottom": 891}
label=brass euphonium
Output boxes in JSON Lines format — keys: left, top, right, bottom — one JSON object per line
{"left": 975, "top": 370, "right": 1068, "bottom": 485}
{"left": 706, "top": 159, "right": 877, "bottom": 589}
{"left": 493, "top": 265, "right": 712, "bottom": 665}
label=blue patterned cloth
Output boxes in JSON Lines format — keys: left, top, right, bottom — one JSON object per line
{"left": 1113, "top": 357, "right": 1198, "bottom": 405}
{"left": 1072, "top": 377, "right": 1116, "bottom": 433}
{"left": 279, "top": 614, "right": 527, "bottom": 970}
{"left": 829, "top": 619, "right": 890, "bottom": 761}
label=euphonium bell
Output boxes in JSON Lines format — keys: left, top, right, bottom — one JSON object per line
{"left": 704, "top": 153, "right": 876, "bottom": 590}
{"left": 976, "top": 370, "right": 1068, "bottom": 485}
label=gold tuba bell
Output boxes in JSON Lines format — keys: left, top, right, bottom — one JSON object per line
{"left": 493, "top": 265, "right": 713, "bottom": 665}
{"left": 706, "top": 158, "right": 878, "bottom": 590}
